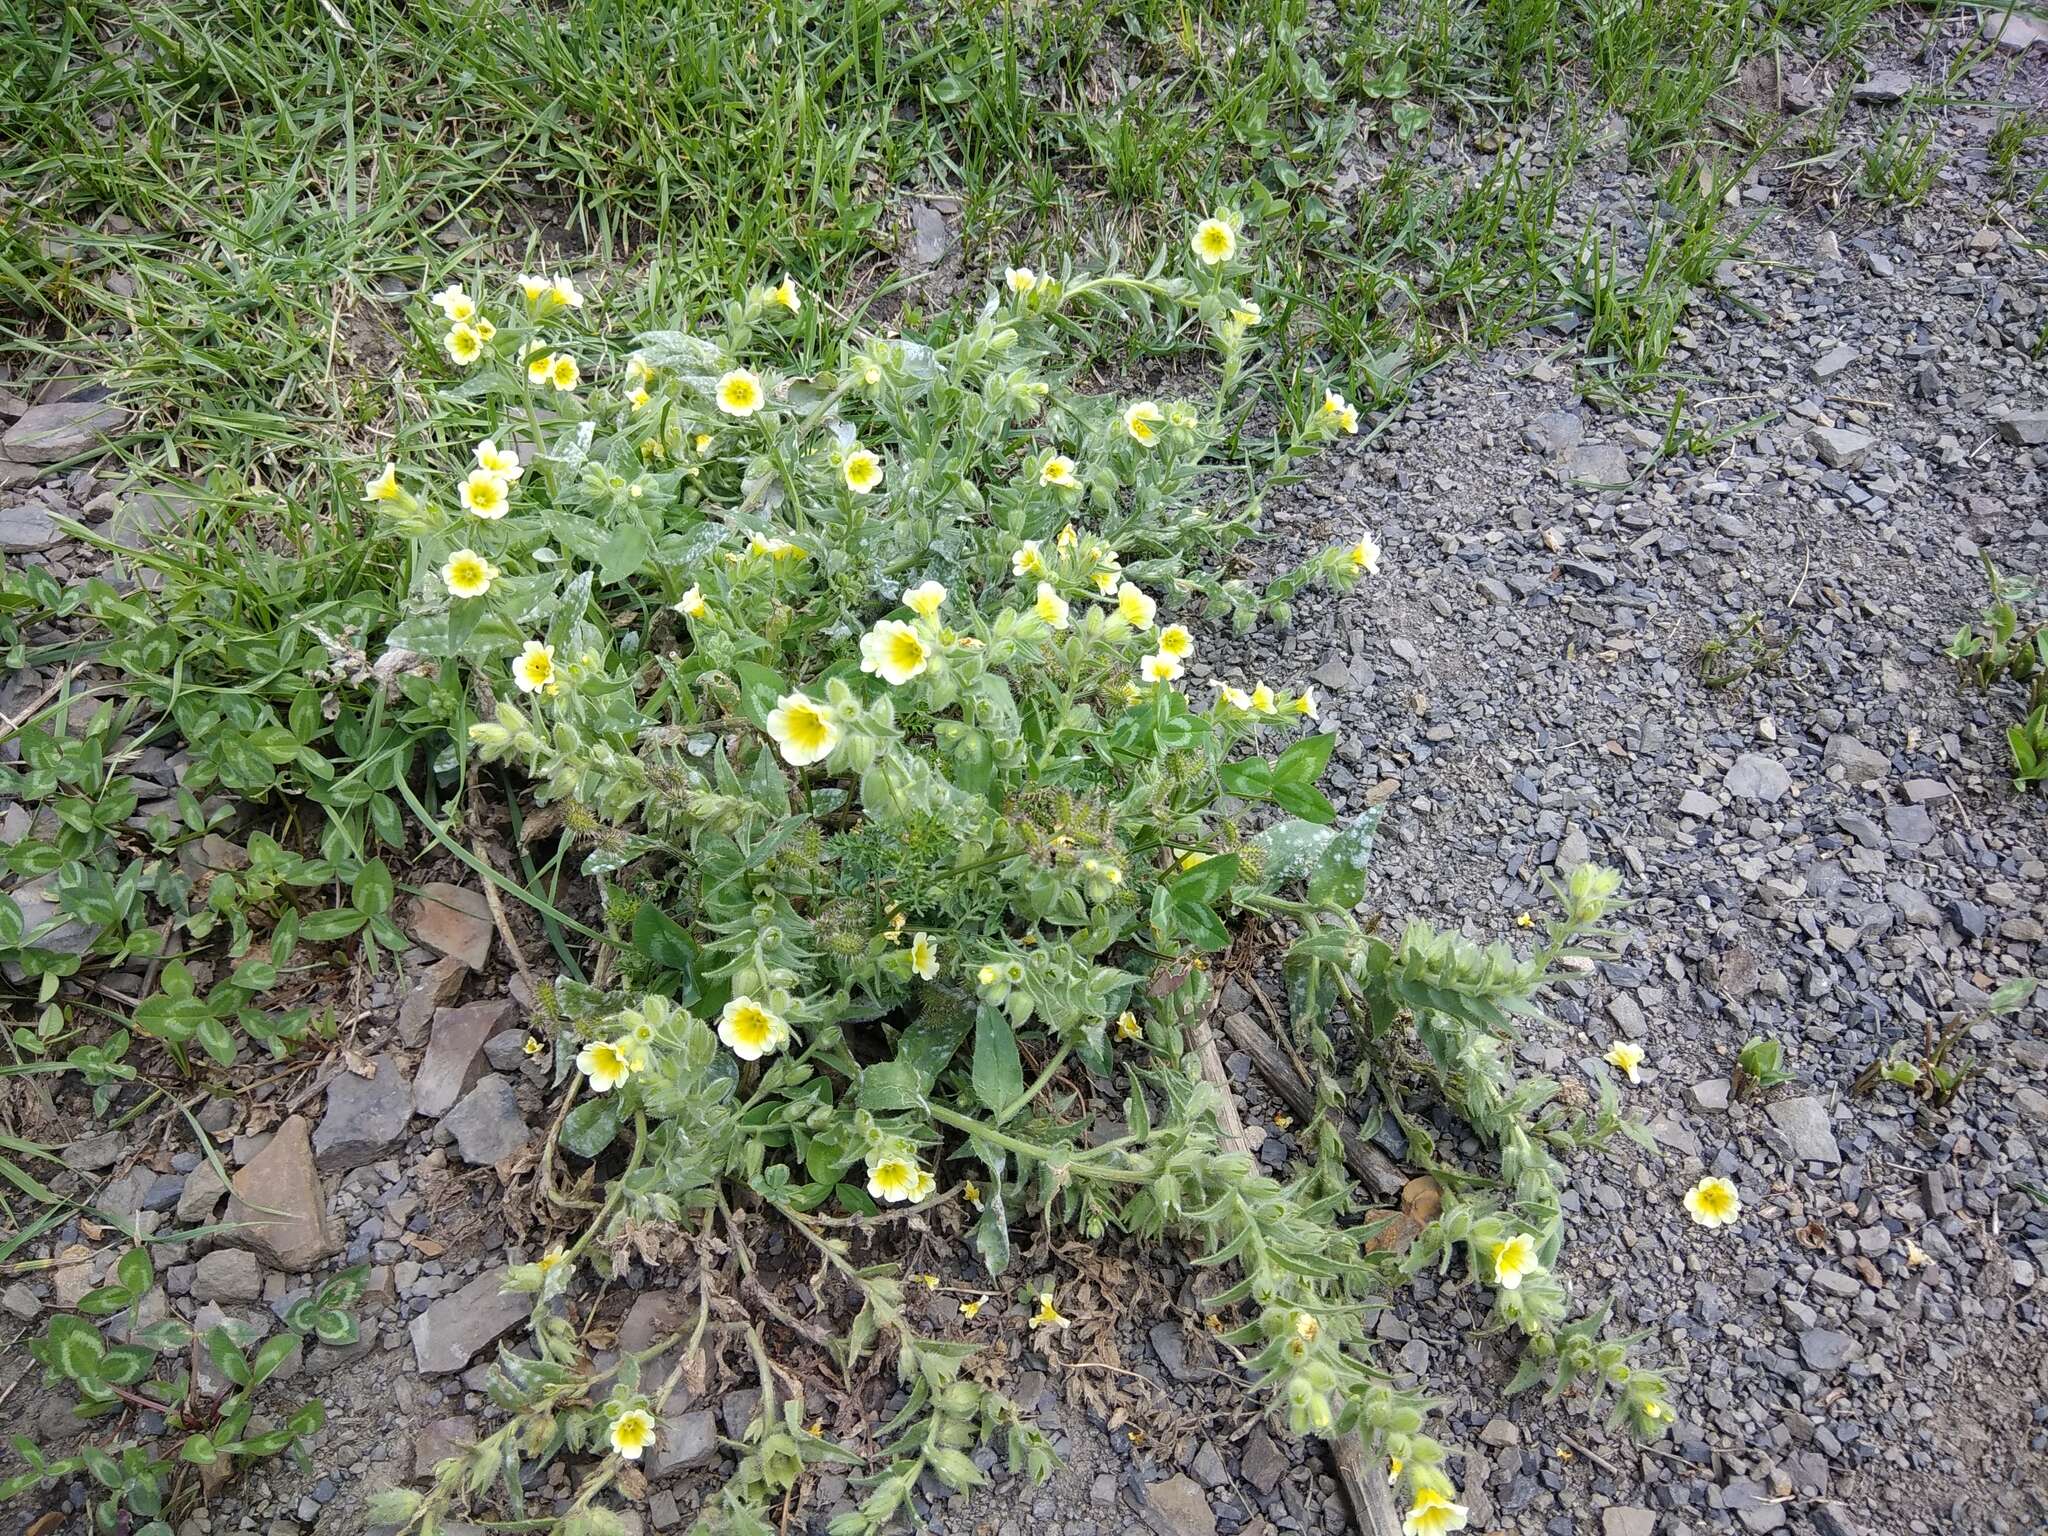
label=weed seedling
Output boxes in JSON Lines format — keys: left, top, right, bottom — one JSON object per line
{"left": 1733, "top": 1035, "right": 1793, "bottom": 1100}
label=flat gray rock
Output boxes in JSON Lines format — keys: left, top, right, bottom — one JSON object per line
{"left": 409, "top": 1267, "right": 529, "bottom": 1373}
{"left": 1993, "top": 410, "right": 2047, "bottom": 445}
{"left": 313, "top": 1053, "right": 414, "bottom": 1171}
{"left": 1568, "top": 443, "right": 1631, "bottom": 486}
{"left": 0, "top": 501, "right": 62, "bottom": 552}
{"left": 1810, "top": 425, "right": 1875, "bottom": 469}
{"left": 441, "top": 1074, "right": 529, "bottom": 1166}
{"left": 1, "top": 399, "right": 127, "bottom": 464}
{"left": 1724, "top": 752, "right": 1792, "bottom": 803}
{"left": 1767, "top": 1096, "right": 1841, "bottom": 1166}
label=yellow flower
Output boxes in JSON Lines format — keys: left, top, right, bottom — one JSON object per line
{"left": 963, "top": 1180, "right": 982, "bottom": 1206}
{"left": 1005, "top": 266, "right": 1036, "bottom": 294}
{"left": 842, "top": 447, "right": 884, "bottom": 495}
{"left": 1231, "top": 299, "right": 1262, "bottom": 327}
{"left": 860, "top": 619, "right": 931, "bottom": 685}
{"left": 474, "top": 439, "right": 524, "bottom": 481}
{"left": 903, "top": 580, "right": 946, "bottom": 618}
{"left": 1604, "top": 1041, "right": 1645, "bottom": 1084}
{"left": 1157, "top": 623, "right": 1193, "bottom": 659}
{"left": 363, "top": 462, "right": 400, "bottom": 502}
{"left": 1012, "top": 540, "right": 1044, "bottom": 575}
{"left": 1115, "top": 1010, "right": 1140, "bottom": 1041}
{"left": 764, "top": 690, "right": 839, "bottom": 766}
{"left": 1122, "top": 400, "right": 1164, "bottom": 445}
{"left": 1056, "top": 522, "right": 1078, "bottom": 550}
{"left": 1249, "top": 683, "right": 1276, "bottom": 713}
{"left": 443, "top": 323, "right": 483, "bottom": 366}
{"left": 1116, "top": 582, "right": 1156, "bottom": 629}
{"left": 608, "top": 1408, "right": 657, "bottom": 1461}
{"left": 550, "top": 275, "right": 585, "bottom": 309}
{"left": 517, "top": 273, "right": 550, "bottom": 303}
{"left": 867, "top": 1154, "right": 928, "bottom": 1205}
{"left": 441, "top": 549, "right": 499, "bottom": 599}
{"left": 747, "top": 534, "right": 805, "bottom": 561}
{"left": 977, "top": 964, "right": 998, "bottom": 985}
{"left": 1039, "top": 454, "right": 1077, "bottom": 488}
{"left": 460, "top": 468, "right": 511, "bottom": 520}
{"left": 535, "top": 1245, "right": 567, "bottom": 1274}
{"left": 1388, "top": 1457, "right": 1403, "bottom": 1485}
{"left": 1140, "top": 652, "right": 1183, "bottom": 684}
{"left": 1491, "top": 1232, "right": 1543, "bottom": 1291}
{"left": 1683, "top": 1176, "right": 1741, "bottom": 1229}
{"left": 909, "top": 932, "right": 939, "bottom": 980}
{"left": 1402, "top": 1487, "right": 1468, "bottom": 1536}
{"left": 960, "top": 1295, "right": 985, "bottom": 1318}
{"left": 473, "top": 318, "right": 496, "bottom": 342}
{"left": 549, "top": 354, "right": 581, "bottom": 392}
{"left": 677, "top": 584, "right": 707, "bottom": 619}
{"left": 522, "top": 1036, "right": 543, "bottom": 1057}
{"left": 429, "top": 283, "right": 476, "bottom": 322}
{"left": 628, "top": 386, "right": 650, "bottom": 411}
{"left": 527, "top": 352, "right": 555, "bottom": 384}
{"left": 1293, "top": 685, "right": 1319, "bottom": 719}
{"left": 512, "top": 640, "right": 556, "bottom": 695}
{"left": 767, "top": 273, "right": 801, "bottom": 313}
{"left": 694, "top": 432, "right": 714, "bottom": 456}
{"left": 718, "top": 996, "right": 790, "bottom": 1061}
{"left": 716, "top": 368, "right": 764, "bottom": 417}
{"left": 1515, "top": 911, "right": 1534, "bottom": 928}
{"left": 1034, "top": 582, "right": 1070, "bottom": 631}
{"left": 576, "top": 1038, "right": 632, "bottom": 1092}
{"left": 915, "top": 1272, "right": 940, "bottom": 1290}
{"left": 1217, "top": 683, "right": 1252, "bottom": 710}
{"left": 1030, "top": 1292, "right": 1069, "bottom": 1330}
{"left": 1347, "top": 532, "right": 1383, "bottom": 574}
{"left": 623, "top": 353, "right": 652, "bottom": 386}
{"left": 1191, "top": 217, "right": 1237, "bottom": 265}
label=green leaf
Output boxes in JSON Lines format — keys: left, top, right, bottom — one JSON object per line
{"left": 180, "top": 1433, "right": 219, "bottom": 1467}
{"left": 297, "top": 907, "right": 367, "bottom": 941}
{"left": 115, "top": 1245, "right": 152, "bottom": 1297}
{"left": 206, "top": 1327, "right": 251, "bottom": 1388}
{"left": 47, "top": 1314, "right": 105, "bottom": 1379}
{"left": 1166, "top": 852, "right": 1239, "bottom": 907}
{"left": 559, "top": 1096, "right": 622, "bottom": 1159}
{"left": 857, "top": 1060, "right": 929, "bottom": 1114}
{"left": 970, "top": 1007, "right": 1023, "bottom": 1113}
{"left": 1218, "top": 758, "right": 1273, "bottom": 797}
{"left": 630, "top": 905, "right": 701, "bottom": 1001}
{"left": 1270, "top": 779, "right": 1337, "bottom": 823}
{"left": 250, "top": 1332, "right": 297, "bottom": 1385}
{"left": 1273, "top": 732, "right": 1336, "bottom": 786}
{"left": 351, "top": 859, "right": 394, "bottom": 917}
{"left": 194, "top": 1014, "right": 238, "bottom": 1067}
{"left": 893, "top": 1007, "right": 972, "bottom": 1092}
{"left": 312, "top": 1309, "right": 358, "bottom": 1347}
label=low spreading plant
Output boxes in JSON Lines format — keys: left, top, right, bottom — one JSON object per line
{"left": 1948, "top": 556, "right": 2048, "bottom": 791}
{"left": 311, "top": 221, "right": 1663, "bottom": 1536}
{"left": 4, "top": 1247, "right": 364, "bottom": 1534}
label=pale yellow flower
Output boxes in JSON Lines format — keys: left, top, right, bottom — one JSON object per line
{"left": 473, "top": 440, "right": 522, "bottom": 481}
{"left": 1157, "top": 623, "right": 1193, "bottom": 659}
{"left": 517, "top": 273, "right": 550, "bottom": 303}
{"left": 522, "top": 1036, "right": 543, "bottom": 1057}
{"left": 1217, "top": 683, "right": 1253, "bottom": 710}
{"left": 764, "top": 691, "right": 839, "bottom": 766}
{"left": 441, "top": 549, "right": 499, "bottom": 599}
{"left": 677, "top": 584, "right": 707, "bottom": 619}
{"left": 718, "top": 996, "right": 790, "bottom": 1061}
{"left": 1683, "top": 1176, "right": 1741, "bottom": 1229}
{"left": 842, "top": 447, "right": 883, "bottom": 495}
{"left": 1293, "top": 685, "right": 1319, "bottom": 719}
{"left": 1347, "top": 533, "right": 1382, "bottom": 574}
{"left": 1039, "top": 454, "right": 1077, "bottom": 488}
{"left": 716, "top": 368, "right": 765, "bottom": 417}
{"left": 1490, "top": 1232, "right": 1542, "bottom": 1291}
{"left": 608, "top": 1408, "right": 657, "bottom": 1460}
{"left": 909, "top": 933, "right": 939, "bottom": 980}
{"left": 1140, "top": 652, "right": 1183, "bottom": 684}
{"left": 1005, "top": 266, "right": 1036, "bottom": 294}
{"left": 550, "top": 275, "right": 585, "bottom": 309}
{"left": 443, "top": 323, "right": 483, "bottom": 366}
{"left": 1116, "top": 582, "right": 1156, "bottom": 629}
{"left": 767, "top": 273, "right": 801, "bottom": 313}
{"left": 1034, "top": 582, "right": 1070, "bottom": 631}
{"left": 1055, "top": 522, "right": 1077, "bottom": 550}
{"left": 576, "top": 1038, "right": 632, "bottom": 1092}
{"left": 1249, "top": 683, "right": 1276, "bottom": 713}
{"left": 473, "top": 317, "right": 496, "bottom": 342}
{"left": 960, "top": 1295, "right": 985, "bottom": 1318}
{"left": 1030, "top": 1292, "right": 1069, "bottom": 1330}
{"left": 1191, "top": 217, "right": 1237, "bottom": 265}
{"left": 1122, "top": 400, "right": 1164, "bottom": 445}
{"left": 1604, "top": 1041, "right": 1645, "bottom": 1084}
{"left": 628, "top": 386, "right": 650, "bottom": 411}
{"left": 1115, "top": 1010, "right": 1141, "bottom": 1041}
{"left": 860, "top": 619, "right": 931, "bottom": 685}
{"left": 512, "top": 640, "right": 555, "bottom": 695}
{"left": 429, "top": 283, "right": 476, "bottom": 322}
{"left": 1012, "top": 540, "right": 1044, "bottom": 576}
{"left": 903, "top": 580, "right": 946, "bottom": 618}
{"left": 459, "top": 469, "right": 511, "bottom": 520}
{"left": 1231, "top": 299, "right": 1262, "bottom": 327}
{"left": 548, "top": 354, "right": 581, "bottom": 392}
{"left": 867, "top": 1155, "right": 928, "bottom": 1204}
{"left": 363, "top": 462, "right": 401, "bottom": 502}
{"left": 527, "top": 352, "right": 556, "bottom": 385}
{"left": 1402, "top": 1487, "right": 1468, "bottom": 1536}
{"left": 623, "top": 353, "right": 652, "bottom": 386}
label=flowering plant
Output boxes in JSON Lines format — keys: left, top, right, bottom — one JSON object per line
{"left": 366, "top": 223, "right": 1669, "bottom": 1536}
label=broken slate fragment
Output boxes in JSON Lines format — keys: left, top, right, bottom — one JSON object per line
{"left": 1, "top": 399, "right": 128, "bottom": 464}
{"left": 221, "top": 1115, "right": 340, "bottom": 1272}
{"left": 312, "top": 1052, "right": 415, "bottom": 1171}
{"left": 409, "top": 882, "right": 493, "bottom": 970}
{"left": 1993, "top": 410, "right": 2048, "bottom": 446}
{"left": 1849, "top": 69, "right": 1912, "bottom": 103}
{"left": 409, "top": 1267, "right": 531, "bottom": 1373}
{"left": 416, "top": 998, "right": 521, "bottom": 1117}
{"left": 1766, "top": 1096, "right": 1841, "bottom": 1166}
{"left": 441, "top": 1074, "right": 530, "bottom": 1166}
{"left": 1567, "top": 443, "right": 1631, "bottom": 486}
{"left": 1810, "top": 425, "right": 1875, "bottom": 470}
{"left": 1724, "top": 753, "right": 1792, "bottom": 803}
